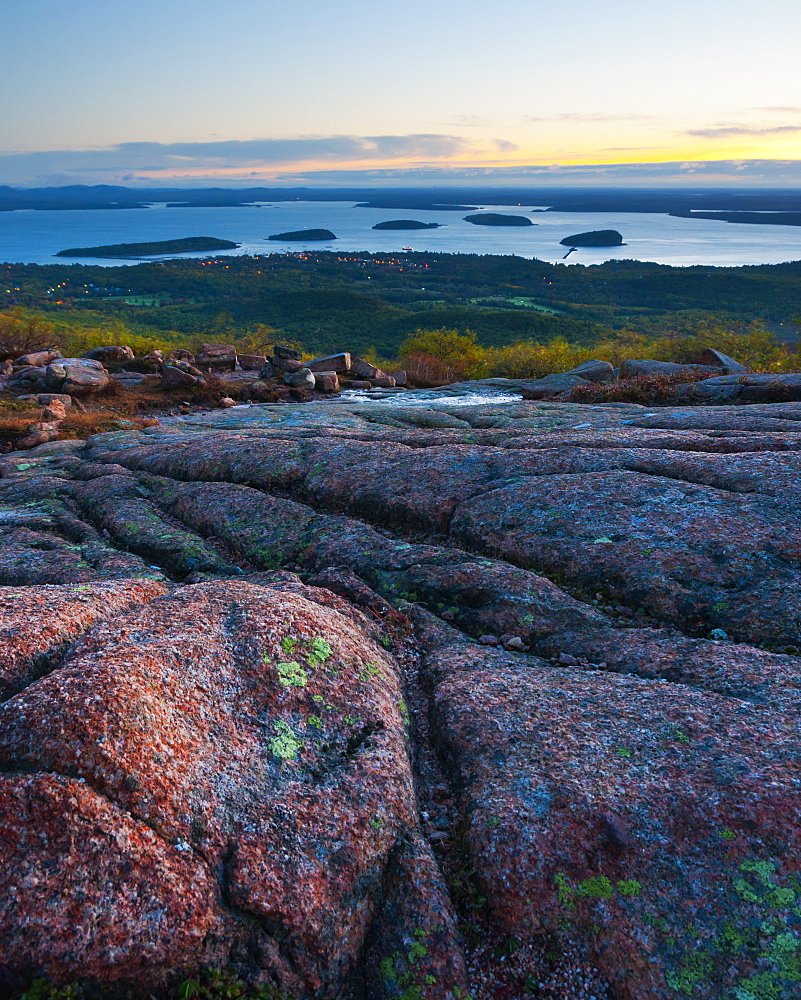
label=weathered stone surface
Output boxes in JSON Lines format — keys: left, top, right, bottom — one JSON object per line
{"left": 313, "top": 371, "right": 340, "bottom": 392}
{"left": 166, "top": 349, "right": 195, "bottom": 363}
{"left": 160, "top": 364, "right": 203, "bottom": 389}
{"left": 518, "top": 372, "right": 590, "bottom": 398}
{"left": 273, "top": 345, "right": 303, "bottom": 360}
{"left": 284, "top": 367, "right": 316, "bottom": 389}
{"left": 306, "top": 352, "right": 351, "bottom": 373}
{"left": 415, "top": 613, "right": 801, "bottom": 1000}
{"left": 697, "top": 347, "right": 750, "bottom": 372}
{"left": 2, "top": 396, "right": 801, "bottom": 997}
{"left": 349, "top": 358, "right": 386, "bottom": 379}
{"left": 13, "top": 349, "right": 62, "bottom": 367}
{"left": 0, "top": 579, "right": 460, "bottom": 996}
{"left": 237, "top": 354, "right": 266, "bottom": 371}
{"left": 566, "top": 359, "right": 616, "bottom": 382}
{"left": 7, "top": 365, "right": 48, "bottom": 392}
{"left": 82, "top": 345, "right": 135, "bottom": 364}
{"left": 45, "top": 358, "right": 110, "bottom": 395}
{"left": 196, "top": 343, "right": 237, "bottom": 370}
{"left": 0, "top": 577, "right": 168, "bottom": 701}
{"left": 619, "top": 359, "right": 721, "bottom": 378}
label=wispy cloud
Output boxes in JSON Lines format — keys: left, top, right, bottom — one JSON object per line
{"left": 685, "top": 124, "right": 801, "bottom": 138}
{"left": 524, "top": 113, "right": 652, "bottom": 124}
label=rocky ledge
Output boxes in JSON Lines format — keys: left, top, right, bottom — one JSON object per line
{"left": 1, "top": 396, "right": 801, "bottom": 999}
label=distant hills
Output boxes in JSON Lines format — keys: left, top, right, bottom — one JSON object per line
{"left": 2, "top": 184, "right": 801, "bottom": 214}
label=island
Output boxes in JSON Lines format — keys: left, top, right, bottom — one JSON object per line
{"left": 267, "top": 229, "right": 337, "bottom": 241}
{"left": 463, "top": 213, "right": 534, "bottom": 227}
{"left": 559, "top": 229, "right": 625, "bottom": 247}
{"left": 56, "top": 237, "right": 239, "bottom": 258}
{"left": 372, "top": 220, "right": 442, "bottom": 230}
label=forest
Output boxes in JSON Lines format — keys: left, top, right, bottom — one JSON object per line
{"left": 2, "top": 250, "right": 800, "bottom": 360}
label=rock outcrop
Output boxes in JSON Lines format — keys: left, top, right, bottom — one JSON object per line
{"left": 2, "top": 395, "right": 801, "bottom": 999}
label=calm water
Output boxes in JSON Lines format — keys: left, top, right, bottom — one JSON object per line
{"left": 1, "top": 200, "right": 800, "bottom": 268}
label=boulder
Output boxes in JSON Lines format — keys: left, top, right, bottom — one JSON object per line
{"left": 160, "top": 364, "right": 202, "bottom": 390}
{"left": 349, "top": 358, "right": 386, "bottom": 379}
{"left": 306, "top": 353, "right": 352, "bottom": 373}
{"left": 7, "top": 367, "right": 49, "bottom": 393}
{"left": 518, "top": 372, "right": 590, "bottom": 399}
{"left": 283, "top": 367, "right": 316, "bottom": 390}
{"left": 269, "top": 355, "right": 305, "bottom": 373}
{"left": 682, "top": 372, "right": 801, "bottom": 403}
{"left": 273, "top": 345, "right": 303, "bottom": 361}
{"left": 257, "top": 361, "right": 277, "bottom": 380}
{"left": 341, "top": 379, "right": 373, "bottom": 389}
{"left": 237, "top": 354, "right": 267, "bottom": 371}
{"left": 15, "top": 393, "right": 73, "bottom": 407}
{"left": 0, "top": 359, "right": 12, "bottom": 377}
{"left": 369, "top": 376, "right": 396, "bottom": 388}
{"left": 81, "top": 346, "right": 135, "bottom": 365}
{"left": 44, "top": 359, "right": 110, "bottom": 396}
{"left": 313, "top": 371, "right": 340, "bottom": 393}
{"left": 166, "top": 349, "right": 195, "bottom": 364}
{"left": 696, "top": 348, "right": 750, "bottom": 373}
{"left": 13, "top": 349, "right": 62, "bottom": 368}
{"left": 619, "top": 359, "right": 721, "bottom": 378}
{"left": 388, "top": 369, "right": 408, "bottom": 386}
{"left": 218, "top": 397, "right": 236, "bottom": 408}
{"left": 567, "top": 359, "right": 615, "bottom": 382}
{"left": 197, "top": 343, "right": 237, "bottom": 371}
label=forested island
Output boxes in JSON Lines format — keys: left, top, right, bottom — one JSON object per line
{"left": 559, "top": 230, "right": 625, "bottom": 247}
{"left": 464, "top": 213, "right": 534, "bottom": 227}
{"left": 56, "top": 237, "right": 240, "bottom": 258}
{"left": 372, "top": 220, "right": 442, "bottom": 230}
{"left": 267, "top": 229, "right": 337, "bottom": 241}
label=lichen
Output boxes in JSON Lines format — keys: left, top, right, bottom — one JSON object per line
{"left": 275, "top": 661, "right": 308, "bottom": 688}
{"left": 269, "top": 720, "right": 301, "bottom": 760}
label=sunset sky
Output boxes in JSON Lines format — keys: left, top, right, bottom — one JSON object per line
{"left": 3, "top": 0, "right": 801, "bottom": 186}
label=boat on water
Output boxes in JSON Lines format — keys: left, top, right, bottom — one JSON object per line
{"left": 402, "top": 246, "right": 413, "bottom": 251}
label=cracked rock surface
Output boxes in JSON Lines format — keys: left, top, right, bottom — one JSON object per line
{"left": 1, "top": 397, "right": 800, "bottom": 999}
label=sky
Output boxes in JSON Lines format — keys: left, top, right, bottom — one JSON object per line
{"left": 2, "top": 0, "right": 801, "bottom": 187}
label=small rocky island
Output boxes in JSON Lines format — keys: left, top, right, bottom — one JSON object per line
{"left": 56, "top": 237, "right": 240, "bottom": 258}
{"left": 267, "top": 229, "right": 337, "bottom": 241}
{"left": 464, "top": 213, "right": 534, "bottom": 227}
{"left": 559, "top": 229, "right": 625, "bottom": 247}
{"left": 372, "top": 220, "right": 442, "bottom": 230}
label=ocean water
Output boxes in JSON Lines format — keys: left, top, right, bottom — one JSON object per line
{"left": 1, "top": 200, "right": 800, "bottom": 268}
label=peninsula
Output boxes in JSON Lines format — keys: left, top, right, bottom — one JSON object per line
{"left": 56, "top": 236, "right": 239, "bottom": 258}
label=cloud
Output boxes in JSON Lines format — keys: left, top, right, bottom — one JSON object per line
{"left": 685, "top": 124, "right": 801, "bottom": 138}
{"left": 524, "top": 113, "right": 651, "bottom": 124}
{"left": 277, "top": 159, "right": 801, "bottom": 187}
{"left": 0, "top": 134, "right": 492, "bottom": 185}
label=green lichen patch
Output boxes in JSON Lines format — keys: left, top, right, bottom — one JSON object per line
{"left": 269, "top": 720, "right": 302, "bottom": 760}
{"left": 275, "top": 661, "right": 308, "bottom": 688}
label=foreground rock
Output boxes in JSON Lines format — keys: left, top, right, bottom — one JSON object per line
{"left": 2, "top": 396, "right": 801, "bottom": 998}
{"left": 0, "top": 578, "right": 465, "bottom": 998}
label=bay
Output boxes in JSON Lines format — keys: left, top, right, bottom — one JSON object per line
{"left": 1, "top": 200, "right": 800, "bottom": 268}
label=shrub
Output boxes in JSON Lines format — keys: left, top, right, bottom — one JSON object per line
{"left": 0, "top": 311, "right": 56, "bottom": 360}
{"left": 398, "top": 328, "right": 483, "bottom": 385}
{"left": 570, "top": 370, "right": 713, "bottom": 405}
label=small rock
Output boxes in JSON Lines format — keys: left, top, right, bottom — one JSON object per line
{"left": 503, "top": 636, "right": 527, "bottom": 651}
{"left": 440, "top": 610, "right": 456, "bottom": 621}
{"left": 710, "top": 628, "right": 730, "bottom": 641}
{"left": 284, "top": 368, "right": 316, "bottom": 390}
{"left": 218, "top": 397, "right": 236, "bottom": 408}
{"left": 273, "top": 345, "right": 303, "bottom": 361}
{"left": 558, "top": 652, "right": 580, "bottom": 666}
{"left": 479, "top": 634, "right": 499, "bottom": 645}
